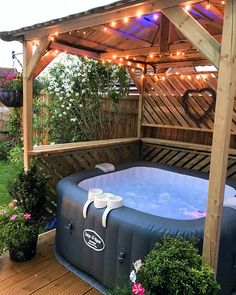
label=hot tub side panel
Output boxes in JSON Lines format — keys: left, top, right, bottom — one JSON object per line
{"left": 55, "top": 164, "right": 236, "bottom": 295}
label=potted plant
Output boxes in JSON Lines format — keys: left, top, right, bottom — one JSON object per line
{"left": 0, "top": 73, "right": 23, "bottom": 107}
{"left": 0, "top": 162, "right": 49, "bottom": 261}
{"left": 109, "top": 237, "right": 220, "bottom": 295}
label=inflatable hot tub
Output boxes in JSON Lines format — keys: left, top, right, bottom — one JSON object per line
{"left": 55, "top": 161, "right": 236, "bottom": 295}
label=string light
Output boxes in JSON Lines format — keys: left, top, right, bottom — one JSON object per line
{"left": 54, "top": 32, "right": 59, "bottom": 36}
{"left": 50, "top": 36, "right": 55, "bottom": 41}
{"left": 104, "top": 27, "right": 108, "bottom": 32}
{"left": 206, "top": 2, "right": 211, "bottom": 9}
{"left": 221, "top": 0, "right": 225, "bottom": 4}
{"left": 127, "top": 61, "right": 132, "bottom": 66}
{"left": 149, "top": 54, "right": 154, "bottom": 58}
{"left": 125, "top": 55, "right": 129, "bottom": 60}
{"left": 112, "top": 54, "right": 117, "bottom": 59}
{"left": 119, "top": 57, "right": 123, "bottom": 61}
{"left": 83, "top": 30, "right": 86, "bottom": 35}
{"left": 111, "top": 21, "right": 116, "bottom": 27}
{"left": 69, "top": 31, "right": 72, "bottom": 35}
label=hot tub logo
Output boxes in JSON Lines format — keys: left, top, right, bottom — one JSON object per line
{"left": 83, "top": 229, "right": 105, "bottom": 252}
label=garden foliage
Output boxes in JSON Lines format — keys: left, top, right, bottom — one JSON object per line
{"left": 110, "top": 237, "right": 220, "bottom": 295}
{"left": 42, "top": 54, "right": 130, "bottom": 143}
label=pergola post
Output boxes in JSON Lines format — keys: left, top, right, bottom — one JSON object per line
{"left": 202, "top": 0, "right": 236, "bottom": 271}
{"left": 23, "top": 41, "right": 33, "bottom": 171}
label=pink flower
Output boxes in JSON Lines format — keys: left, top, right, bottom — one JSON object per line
{"left": 9, "top": 202, "right": 15, "bottom": 209}
{"left": 24, "top": 213, "right": 31, "bottom": 220}
{"left": 132, "top": 283, "right": 145, "bottom": 295}
{"left": 10, "top": 214, "right": 18, "bottom": 220}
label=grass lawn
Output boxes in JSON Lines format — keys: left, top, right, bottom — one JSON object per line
{"left": 0, "top": 161, "right": 19, "bottom": 206}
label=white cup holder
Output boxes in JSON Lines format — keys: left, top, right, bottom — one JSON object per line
{"left": 94, "top": 193, "right": 114, "bottom": 209}
{"left": 83, "top": 188, "right": 103, "bottom": 218}
{"left": 102, "top": 195, "right": 123, "bottom": 227}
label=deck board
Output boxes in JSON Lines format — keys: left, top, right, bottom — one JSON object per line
{"left": 0, "top": 230, "right": 101, "bottom": 295}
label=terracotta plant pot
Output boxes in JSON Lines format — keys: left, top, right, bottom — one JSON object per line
{"left": 0, "top": 88, "right": 23, "bottom": 107}
{"left": 9, "top": 234, "right": 38, "bottom": 262}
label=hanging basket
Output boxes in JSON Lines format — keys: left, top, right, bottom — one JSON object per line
{"left": 0, "top": 88, "right": 23, "bottom": 107}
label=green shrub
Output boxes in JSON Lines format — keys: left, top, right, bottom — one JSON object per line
{"left": 0, "top": 141, "right": 9, "bottom": 161}
{"left": 8, "top": 144, "right": 23, "bottom": 166}
{"left": 143, "top": 237, "right": 220, "bottom": 295}
{"left": 8, "top": 161, "right": 49, "bottom": 222}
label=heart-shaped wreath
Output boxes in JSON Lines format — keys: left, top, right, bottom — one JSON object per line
{"left": 182, "top": 88, "right": 216, "bottom": 124}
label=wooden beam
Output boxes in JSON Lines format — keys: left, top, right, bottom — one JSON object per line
{"left": 159, "top": 13, "right": 170, "bottom": 52}
{"left": 202, "top": 0, "right": 236, "bottom": 271}
{"left": 50, "top": 42, "right": 98, "bottom": 58}
{"left": 99, "top": 35, "right": 222, "bottom": 59}
{"left": 33, "top": 50, "right": 57, "bottom": 78}
{"left": 155, "top": 59, "right": 210, "bottom": 68}
{"left": 93, "top": 25, "right": 151, "bottom": 48}
{"left": 16, "top": 0, "right": 201, "bottom": 40}
{"left": 128, "top": 67, "right": 142, "bottom": 93}
{"left": 162, "top": 6, "right": 221, "bottom": 68}
{"left": 28, "top": 138, "right": 139, "bottom": 156}
{"left": 23, "top": 41, "right": 33, "bottom": 171}
{"left": 26, "top": 37, "right": 50, "bottom": 80}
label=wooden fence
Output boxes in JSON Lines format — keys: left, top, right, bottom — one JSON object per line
{"left": 35, "top": 94, "right": 139, "bottom": 144}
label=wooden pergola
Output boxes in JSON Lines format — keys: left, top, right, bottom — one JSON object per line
{"left": 0, "top": 0, "right": 235, "bottom": 274}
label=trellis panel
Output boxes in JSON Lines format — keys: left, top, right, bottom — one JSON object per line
{"left": 142, "top": 141, "right": 236, "bottom": 180}
{"left": 142, "top": 72, "right": 236, "bottom": 134}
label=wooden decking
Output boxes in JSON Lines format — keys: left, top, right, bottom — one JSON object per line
{"left": 0, "top": 230, "right": 101, "bottom": 295}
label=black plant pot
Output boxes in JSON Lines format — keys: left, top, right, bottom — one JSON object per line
{"left": 9, "top": 235, "right": 38, "bottom": 262}
{"left": 0, "top": 88, "right": 23, "bottom": 107}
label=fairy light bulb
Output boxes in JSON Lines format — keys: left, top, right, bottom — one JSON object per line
{"left": 120, "top": 57, "right": 123, "bottom": 62}
{"left": 104, "top": 27, "right": 108, "bottom": 32}
{"left": 113, "top": 54, "right": 117, "bottom": 59}
{"left": 54, "top": 32, "right": 59, "bottom": 36}
{"left": 123, "top": 17, "right": 129, "bottom": 23}
{"left": 50, "top": 36, "right": 55, "bottom": 41}
{"left": 132, "top": 68, "right": 135, "bottom": 72}
{"left": 127, "top": 61, "right": 132, "bottom": 66}
{"left": 102, "top": 60, "right": 105, "bottom": 64}
{"left": 185, "top": 4, "right": 191, "bottom": 11}
{"left": 136, "top": 10, "right": 143, "bottom": 18}
{"left": 222, "top": 0, "right": 225, "bottom": 4}
{"left": 125, "top": 55, "right": 129, "bottom": 60}
{"left": 111, "top": 21, "right": 116, "bottom": 27}
{"left": 188, "top": 75, "right": 191, "bottom": 80}
{"left": 161, "top": 76, "right": 165, "bottom": 81}
{"left": 83, "top": 30, "right": 86, "bottom": 35}
{"left": 206, "top": 2, "right": 211, "bottom": 9}
{"left": 149, "top": 54, "right": 154, "bottom": 58}
{"left": 153, "top": 14, "right": 158, "bottom": 20}
{"left": 69, "top": 31, "right": 72, "bottom": 35}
